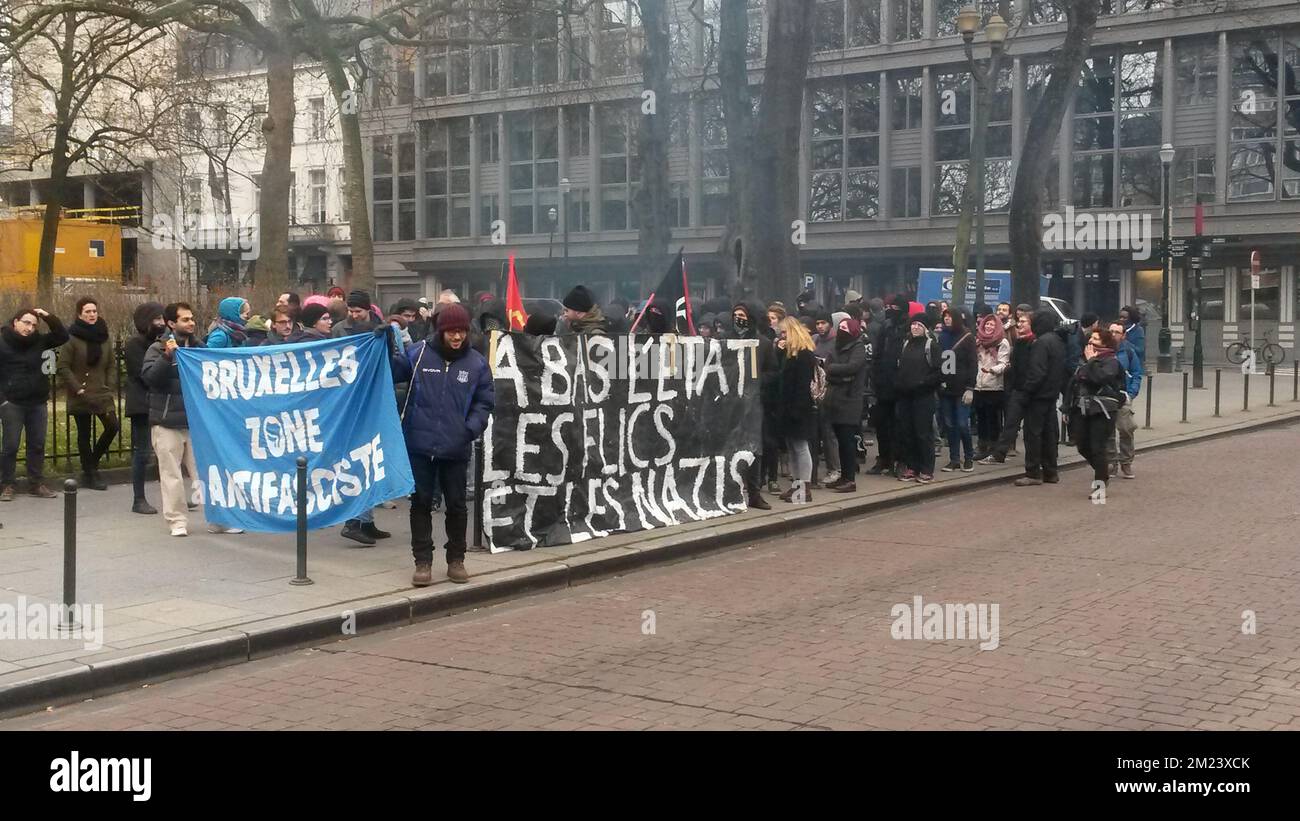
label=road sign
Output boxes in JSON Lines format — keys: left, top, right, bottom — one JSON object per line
{"left": 1252, "top": 274, "right": 1261, "bottom": 289}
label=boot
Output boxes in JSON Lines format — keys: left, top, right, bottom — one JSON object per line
{"left": 341, "top": 519, "right": 376, "bottom": 546}
{"left": 81, "top": 471, "right": 108, "bottom": 491}
{"left": 828, "top": 481, "right": 857, "bottom": 493}
{"left": 747, "top": 490, "right": 771, "bottom": 510}
{"left": 412, "top": 562, "right": 433, "bottom": 587}
{"left": 360, "top": 521, "right": 391, "bottom": 539}
{"left": 131, "top": 499, "right": 158, "bottom": 515}
{"left": 1014, "top": 476, "right": 1043, "bottom": 486}
{"left": 446, "top": 559, "right": 469, "bottom": 584}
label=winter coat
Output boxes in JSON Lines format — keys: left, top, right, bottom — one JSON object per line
{"left": 58, "top": 327, "right": 117, "bottom": 415}
{"left": 895, "top": 333, "right": 940, "bottom": 396}
{"left": 725, "top": 306, "right": 780, "bottom": 412}
{"left": 391, "top": 334, "right": 495, "bottom": 462}
{"left": 206, "top": 297, "right": 249, "bottom": 349}
{"left": 0, "top": 313, "right": 68, "bottom": 406}
{"left": 1065, "top": 353, "right": 1127, "bottom": 417}
{"left": 286, "top": 327, "right": 332, "bottom": 344}
{"left": 776, "top": 349, "right": 818, "bottom": 441}
{"left": 124, "top": 303, "right": 164, "bottom": 417}
{"left": 1116, "top": 339, "right": 1143, "bottom": 398}
{"left": 1021, "top": 313, "right": 1068, "bottom": 401}
{"left": 140, "top": 334, "right": 202, "bottom": 429}
{"left": 823, "top": 335, "right": 867, "bottom": 426}
{"left": 975, "top": 339, "right": 1011, "bottom": 392}
{"left": 556, "top": 305, "right": 612, "bottom": 337}
{"left": 1125, "top": 322, "right": 1146, "bottom": 363}
{"left": 1006, "top": 335, "right": 1034, "bottom": 393}
{"left": 871, "top": 315, "right": 908, "bottom": 402}
{"left": 332, "top": 315, "right": 377, "bottom": 338}
{"left": 938, "top": 332, "right": 977, "bottom": 397}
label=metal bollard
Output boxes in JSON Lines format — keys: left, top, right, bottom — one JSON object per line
{"left": 1143, "top": 375, "right": 1153, "bottom": 430}
{"left": 1180, "top": 372, "right": 1189, "bottom": 423}
{"left": 1243, "top": 372, "right": 1250, "bottom": 412}
{"left": 472, "top": 436, "right": 485, "bottom": 548}
{"left": 1269, "top": 366, "right": 1276, "bottom": 407}
{"left": 61, "top": 479, "right": 79, "bottom": 631}
{"left": 1294, "top": 360, "right": 1298, "bottom": 402}
{"left": 290, "top": 456, "right": 313, "bottom": 586}
{"left": 1214, "top": 369, "right": 1221, "bottom": 417}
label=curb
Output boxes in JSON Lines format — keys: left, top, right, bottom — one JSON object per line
{"left": 3, "top": 406, "right": 1298, "bottom": 719}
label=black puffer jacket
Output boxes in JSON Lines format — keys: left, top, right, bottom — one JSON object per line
{"left": 1065, "top": 353, "right": 1127, "bottom": 413}
{"left": 140, "top": 334, "right": 202, "bottom": 429}
{"left": 0, "top": 313, "right": 68, "bottom": 405}
{"left": 895, "top": 333, "right": 940, "bottom": 396}
{"left": 776, "top": 348, "right": 818, "bottom": 441}
{"left": 1022, "top": 311, "right": 1068, "bottom": 401}
{"left": 823, "top": 334, "right": 867, "bottom": 426}
{"left": 1006, "top": 334, "right": 1034, "bottom": 393}
{"left": 725, "top": 302, "right": 780, "bottom": 412}
{"left": 871, "top": 304, "right": 908, "bottom": 402}
{"left": 124, "top": 302, "right": 164, "bottom": 417}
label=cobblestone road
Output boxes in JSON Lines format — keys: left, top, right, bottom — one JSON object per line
{"left": 6, "top": 425, "right": 1300, "bottom": 730}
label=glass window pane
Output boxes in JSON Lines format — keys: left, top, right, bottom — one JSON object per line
{"left": 844, "top": 169, "right": 878, "bottom": 219}
{"left": 425, "top": 170, "right": 447, "bottom": 196}
{"left": 509, "top": 114, "right": 533, "bottom": 161}
{"left": 602, "top": 186, "right": 628, "bottom": 229}
{"left": 847, "top": 78, "right": 879, "bottom": 133}
{"left": 511, "top": 193, "right": 534, "bottom": 234}
{"left": 809, "top": 171, "right": 842, "bottom": 221}
{"left": 1119, "top": 51, "right": 1162, "bottom": 110}
{"left": 398, "top": 201, "right": 416, "bottom": 240}
{"left": 450, "top": 169, "right": 470, "bottom": 194}
{"left": 812, "top": 83, "right": 844, "bottom": 137}
{"left": 848, "top": 0, "right": 880, "bottom": 46}
{"left": 536, "top": 161, "right": 558, "bottom": 189}
{"left": 373, "top": 178, "right": 392, "bottom": 202}
{"left": 846, "top": 136, "right": 878, "bottom": 167}
{"left": 1072, "top": 153, "right": 1115, "bottom": 208}
{"left": 426, "top": 198, "right": 448, "bottom": 238}
{"left": 812, "top": 140, "right": 843, "bottom": 170}
{"left": 1074, "top": 115, "right": 1115, "bottom": 150}
{"left": 511, "top": 164, "right": 534, "bottom": 191}
{"left": 936, "top": 129, "right": 970, "bottom": 162}
{"left": 815, "top": 0, "right": 845, "bottom": 52}
{"left": 373, "top": 137, "right": 393, "bottom": 175}
{"left": 935, "top": 72, "right": 972, "bottom": 127}
{"left": 932, "top": 162, "right": 967, "bottom": 215}
{"left": 1119, "top": 150, "right": 1161, "bottom": 206}
{"left": 1228, "top": 141, "right": 1275, "bottom": 201}
{"left": 986, "top": 125, "right": 1011, "bottom": 158}
{"left": 1077, "top": 55, "right": 1117, "bottom": 114}
{"left": 985, "top": 159, "right": 1011, "bottom": 212}
{"left": 602, "top": 156, "right": 628, "bottom": 183}
{"left": 1120, "top": 111, "right": 1160, "bottom": 146}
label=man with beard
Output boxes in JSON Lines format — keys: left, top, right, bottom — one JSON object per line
{"left": 392, "top": 303, "right": 495, "bottom": 586}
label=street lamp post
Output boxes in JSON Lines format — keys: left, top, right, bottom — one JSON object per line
{"left": 1158, "top": 143, "right": 1175, "bottom": 373}
{"left": 559, "top": 177, "right": 571, "bottom": 276}
{"left": 957, "top": 6, "right": 1008, "bottom": 310}
{"left": 547, "top": 206, "right": 558, "bottom": 258}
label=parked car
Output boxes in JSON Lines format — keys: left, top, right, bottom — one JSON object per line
{"left": 1040, "top": 296, "right": 1075, "bottom": 327}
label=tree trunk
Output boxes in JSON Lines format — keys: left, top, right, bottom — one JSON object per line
{"left": 35, "top": 12, "right": 78, "bottom": 308}
{"left": 1009, "top": 0, "right": 1100, "bottom": 307}
{"left": 633, "top": 0, "right": 673, "bottom": 295}
{"left": 253, "top": 0, "right": 297, "bottom": 294}
{"left": 718, "top": 0, "right": 755, "bottom": 302}
{"left": 951, "top": 49, "right": 1005, "bottom": 310}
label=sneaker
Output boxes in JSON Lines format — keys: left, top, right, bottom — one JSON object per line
{"left": 827, "top": 481, "right": 856, "bottom": 493}
{"left": 940, "top": 460, "right": 961, "bottom": 472}
{"left": 961, "top": 459, "right": 974, "bottom": 472}
{"left": 341, "top": 520, "right": 376, "bottom": 546}
{"left": 917, "top": 473, "right": 934, "bottom": 484}
{"left": 412, "top": 562, "right": 433, "bottom": 587}
{"left": 170, "top": 524, "right": 188, "bottom": 537}
{"left": 1043, "top": 474, "right": 1060, "bottom": 484}
{"left": 207, "top": 524, "right": 244, "bottom": 534}
{"left": 866, "top": 463, "right": 890, "bottom": 476}
{"left": 898, "top": 469, "right": 916, "bottom": 482}
{"left": 30, "top": 484, "right": 57, "bottom": 499}
{"left": 1014, "top": 476, "right": 1043, "bottom": 487}
{"left": 978, "top": 454, "right": 1004, "bottom": 465}
{"left": 1120, "top": 463, "right": 1135, "bottom": 479}
{"left": 1008, "top": 448, "right": 1018, "bottom": 456}
{"left": 360, "top": 521, "right": 392, "bottom": 540}
{"left": 767, "top": 480, "right": 779, "bottom": 494}
{"left": 186, "top": 501, "right": 198, "bottom": 511}
{"left": 430, "top": 498, "right": 442, "bottom": 513}
{"left": 0, "top": 485, "right": 13, "bottom": 502}
{"left": 132, "top": 500, "right": 158, "bottom": 515}
{"left": 446, "top": 560, "right": 469, "bottom": 584}
{"left": 381, "top": 500, "right": 398, "bottom": 510}
{"left": 1108, "top": 462, "right": 1118, "bottom": 478}
{"left": 823, "top": 471, "right": 841, "bottom": 486}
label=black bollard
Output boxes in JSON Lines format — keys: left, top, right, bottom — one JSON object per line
{"left": 1294, "top": 360, "right": 1298, "bottom": 402}
{"left": 1181, "top": 372, "right": 1189, "bottom": 423}
{"left": 290, "top": 456, "right": 313, "bottom": 586}
{"left": 61, "top": 479, "right": 79, "bottom": 631}
{"left": 1143, "top": 375, "right": 1153, "bottom": 430}
{"left": 472, "top": 437, "right": 485, "bottom": 549}
{"left": 1214, "top": 369, "right": 1221, "bottom": 417}
{"left": 1243, "top": 372, "right": 1250, "bottom": 412}
{"left": 1269, "top": 366, "right": 1276, "bottom": 407}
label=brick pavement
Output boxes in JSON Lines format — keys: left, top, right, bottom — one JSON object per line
{"left": 5, "top": 423, "right": 1298, "bottom": 730}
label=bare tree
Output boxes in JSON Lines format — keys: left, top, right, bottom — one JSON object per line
{"left": 632, "top": 0, "right": 673, "bottom": 293}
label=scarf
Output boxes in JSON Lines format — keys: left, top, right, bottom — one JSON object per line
{"left": 1, "top": 325, "right": 38, "bottom": 351}
{"left": 1089, "top": 346, "right": 1116, "bottom": 360}
{"left": 977, "top": 318, "right": 1005, "bottom": 348}
{"left": 69, "top": 318, "right": 110, "bottom": 366}
{"left": 1017, "top": 328, "right": 1035, "bottom": 344}
{"left": 214, "top": 317, "right": 248, "bottom": 346}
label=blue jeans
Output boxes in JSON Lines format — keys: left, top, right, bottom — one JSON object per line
{"left": 940, "top": 394, "right": 974, "bottom": 462}
{"left": 1, "top": 401, "right": 47, "bottom": 485}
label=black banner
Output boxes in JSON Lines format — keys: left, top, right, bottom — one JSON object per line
{"left": 482, "top": 333, "right": 763, "bottom": 550}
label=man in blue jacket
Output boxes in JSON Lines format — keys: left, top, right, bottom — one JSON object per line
{"left": 1107, "top": 320, "right": 1143, "bottom": 480}
{"left": 391, "top": 303, "right": 495, "bottom": 586}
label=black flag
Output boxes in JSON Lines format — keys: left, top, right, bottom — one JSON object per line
{"left": 631, "top": 248, "right": 694, "bottom": 334}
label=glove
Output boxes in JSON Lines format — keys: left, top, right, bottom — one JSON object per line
{"left": 961, "top": 389, "right": 973, "bottom": 406}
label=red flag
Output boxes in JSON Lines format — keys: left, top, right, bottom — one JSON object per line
{"left": 506, "top": 253, "right": 528, "bottom": 331}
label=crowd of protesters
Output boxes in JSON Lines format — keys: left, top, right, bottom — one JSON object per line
{"left": 0, "top": 281, "right": 1145, "bottom": 584}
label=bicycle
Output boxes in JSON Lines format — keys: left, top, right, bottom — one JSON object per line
{"left": 1225, "top": 330, "right": 1285, "bottom": 367}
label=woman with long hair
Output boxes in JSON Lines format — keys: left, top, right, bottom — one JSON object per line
{"left": 776, "top": 317, "right": 818, "bottom": 503}
{"left": 972, "top": 313, "right": 1011, "bottom": 462}
{"left": 58, "top": 298, "right": 119, "bottom": 491}
{"left": 937, "top": 308, "right": 977, "bottom": 471}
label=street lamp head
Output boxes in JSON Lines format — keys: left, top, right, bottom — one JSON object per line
{"left": 1159, "top": 143, "right": 1175, "bottom": 165}
{"left": 548, "top": 206, "right": 558, "bottom": 223}
{"left": 560, "top": 177, "right": 572, "bottom": 194}
{"left": 956, "top": 4, "right": 980, "bottom": 40}
{"left": 985, "top": 13, "right": 1008, "bottom": 47}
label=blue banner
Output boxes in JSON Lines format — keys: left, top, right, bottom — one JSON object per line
{"left": 176, "top": 333, "right": 414, "bottom": 532}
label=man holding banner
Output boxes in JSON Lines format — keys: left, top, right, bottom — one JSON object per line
{"left": 391, "top": 303, "right": 495, "bottom": 586}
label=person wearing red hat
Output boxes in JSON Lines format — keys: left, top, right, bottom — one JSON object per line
{"left": 391, "top": 302, "right": 495, "bottom": 586}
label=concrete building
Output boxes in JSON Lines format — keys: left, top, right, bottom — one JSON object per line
{"left": 363, "top": 0, "right": 1300, "bottom": 364}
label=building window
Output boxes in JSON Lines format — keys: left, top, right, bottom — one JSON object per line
{"left": 567, "top": 188, "right": 591, "bottom": 232}
{"left": 308, "top": 168, "right": 326, "bottom": 223}
{"left": 373, "top": 138, "right": 393, "bottom": 240}
{"left": 251, "top": 173, "right": 262, "bottom": 213}
{"left": 184, "top": 109, "right": 202, "bottom": 144}
{"left": 480, "top": 193, "right": 499, "bottom": 236}
{"left": 891, "top": 166, "right": 921, "bottom": 217}
{"left": 890, "top": 0, "right": 922, "bottom": 43}
{"left": 338, "top": 168, "right": 350, "bottom": 223}
{"left": 288, "top": 171, "right": 297, "bottom": 225}
{"left": 308, "top": 97, "right": 325, "bottom": 140}
{"left": 507, "top": 109, "right": 559, "bottom": 234}
{"left": 1173, "top": 145, "right": 1216, "bottom": 205}
{"left": 815, "top": 0, "right": 845, "bottom": 52}
{"left": 251, "top": 103, "right": 267, "bottom": 146}
{"left": 746, "top": 1, "right": 765, "bottom": 59}
{"left": 424, "top": 16, "right": 471, "bottom": 97}
{"left": 891, "top": 74, "right": 923, "bottom": 131}
{"left": 669, "top": 182, "right": 690, "bottom": 227}
{"left": 932, "top": 68, "right": 1012, "bottom": 215}
{"left": 478, "top": 115, "right": 499, "bottom": 163}
{"left": 1028, "top": 0, "right": 1065, "bottom": 24}
{"left": 565, "top": 105, "right": 590, "bottom": 158}
{"left": 701, "top": 96, "right": 729, "bottom": 226}
{"left": 510, "top": 8, "right": 558, "bottom": 88}
{"left": 600, "top": 1, "right": 642, "bottom": 78}
{"left": 1175, "top": 38, "right": 1218, "bottom": 106}
{"left": 1072, "top": 49, "right": 1163, "bottom": 208}
{"left": 1228, "top": 32, "right": 1300, "bottom": 201}
{"left": 184, "top": 178, "right": 203, "bottom": 217}
{"left": 1240, "top": 267, "right": 1280, "bottom": 320}
{"left": 371, "top": 134, "right": 414, "bottom": 241}
{"left": 598, "top": 103, "right": 638, "bottom": 229}
{"left": 848, "top": 0, "right": 880, "bottom": 46}
{"left": 420, "top": 119, "right": 470, "bottom": 239}
{"left": 809, "top": 76, "right": 880, "bottom": 221}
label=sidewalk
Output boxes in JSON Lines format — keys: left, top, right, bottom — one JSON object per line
{"left": 1, "top": 367, "right": 1297, "bottom": 716}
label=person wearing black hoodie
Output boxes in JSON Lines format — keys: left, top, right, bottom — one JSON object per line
{"left": 124, "top": 302, "right": 166, "bottom": 514}
{"left": 726, "top": 302, "right": 776, "bottom": 509}
{"left": 1065, "top": 326, "right": 1128, "bottom": 493}
{"left": 0, "top": 307, "right": 68, "bottom": 500}
{"left": 894, "top": 312, "right": 941, "bottom": 482}
{"left": 1014, "top": 310, "right": 1068, "bottom": 486}
{"left": 823, "top": 315, "right": 868, "bottom": 493}
{"left": 867, "top": 295, "right": 908, "bottom": 476}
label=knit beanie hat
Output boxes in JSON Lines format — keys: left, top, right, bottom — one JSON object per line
{"left": 300, "top": 304, "right": 330, "bottom": 328}
{"left": 562, "top": 285, "right": 595, "bottom": 313}
{"left": 347, "top": 289, "right": 371, "bottom": 309}
{"left": 436, "top": 303, "right": 471, "bottom": 333}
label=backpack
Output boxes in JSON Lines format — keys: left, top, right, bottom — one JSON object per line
{"left": 810, "top": 359, "right": 828, "bottom": 404}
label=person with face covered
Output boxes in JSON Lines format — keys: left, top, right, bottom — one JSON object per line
{"left": 1014, "top": 310, "right": 1068, "bottom": 486}
{"left": 823, "top": 313, "right": 868, "bottom": 492}
{"left": 124, "top": 302, "right": 166, "bottom": 513}
{"left": 391, "top": 303, "right": 495, "bottom": 586}
{"left": 725, "top": 302, "right": 776, "bottom": 509}
{"left": 894, "top": 312, "right": 941, "bottom": 483}
{"left": 867, "top": 295, "right": 909, "bottom": 476}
